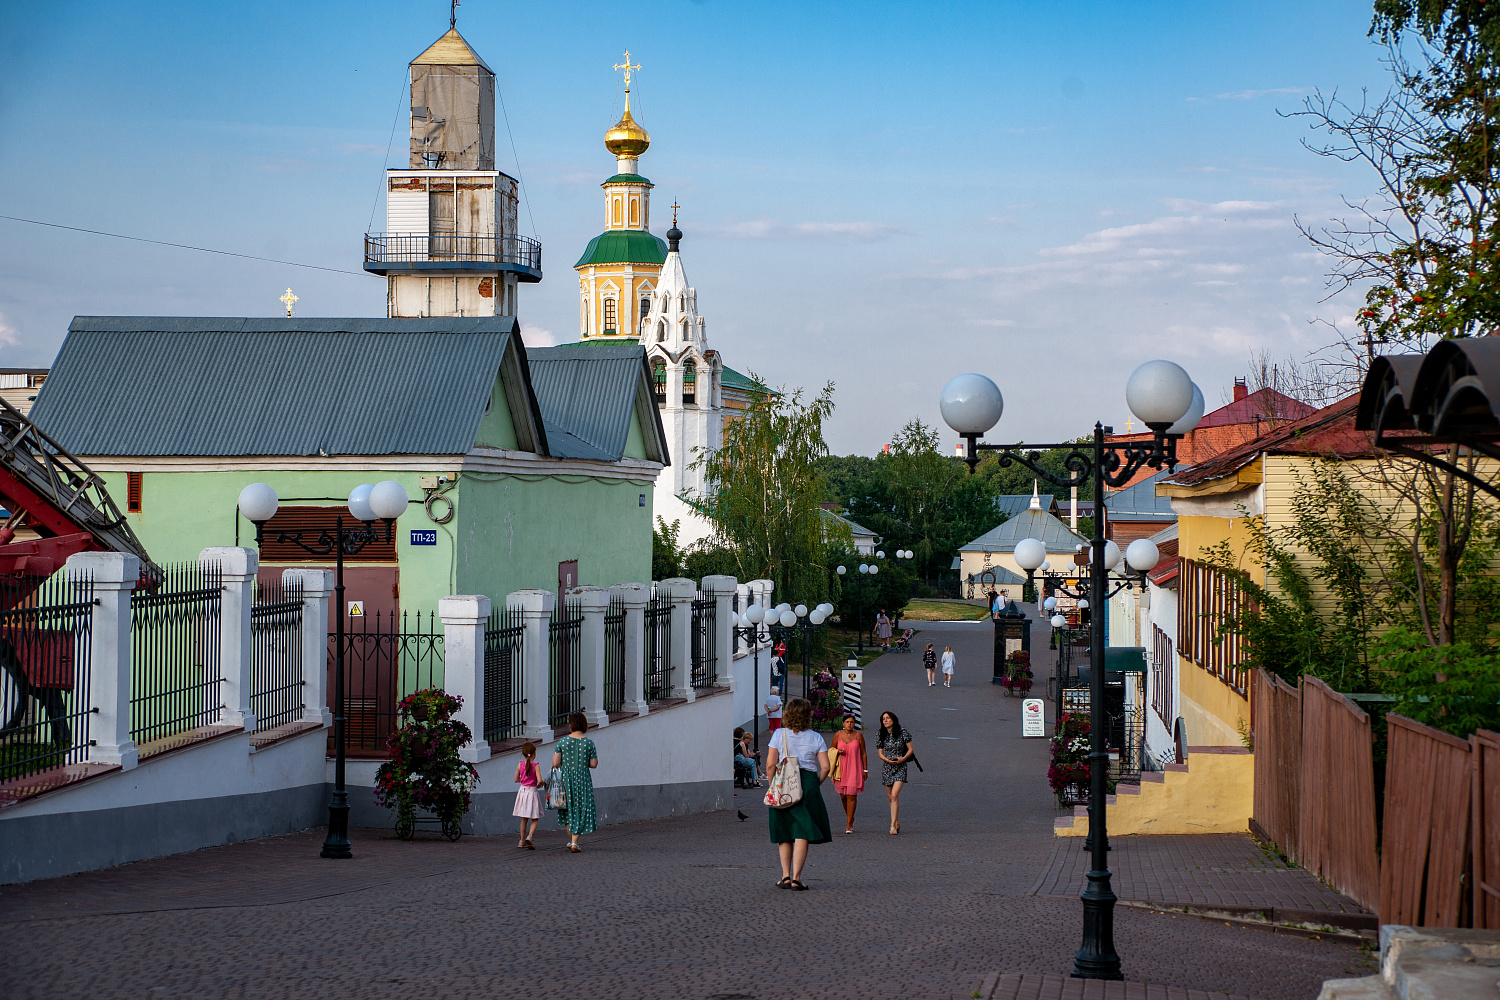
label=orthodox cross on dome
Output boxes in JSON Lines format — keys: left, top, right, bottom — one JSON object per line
{"left": 672, "top": 202, "right": 679, "bottom": 226}
{"left": 614, "top": 51, "right": 642, "bottom": 106}
{"left": 280, "top": 288, "right": 298, "bottom": 317}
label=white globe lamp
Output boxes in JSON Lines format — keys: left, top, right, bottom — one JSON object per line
{"left": 1013, "top": 537, "right": 1046, "bottom": 572}
{"left": 1125, "top": 538, "right": 1160, "bottom": 573}
{"left": 745, "top": 604, "right": 764, "bottom": 624}
{"left": 1051, "top": 614, "right": 1067, "bottom": 629}
{"left": 795, "top": 604, "right": 808, "bottom": 618}
{"left": 369, "top": 481, "right": 410, "bottom": 520}
{"left": 237, "top": 483, "right": 279, "bottom": 524}
{"left": 940, "top": 373, "right": 1004, "bottom": 435}
{"left": 778, "top": 608, "right": 797, "bottom": 627}
{"left": 1166, "top": 382, "right": 1206, "bottom": 437}
{"left": 1125, "top": 360, "right": 1194, "bottom": 431}
{"left": 347, "top": 484, "right": 376, "bottom": 522}
{"left": 1043, "top": 596, "right": 1058, "bottom": 611}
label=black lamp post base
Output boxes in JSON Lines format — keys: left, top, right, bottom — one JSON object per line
{"left": 320, "top": 797, "right": 353, "bottom": 859}
{"left": 1072, "top": 874, "right": 1122, "bottom": 979}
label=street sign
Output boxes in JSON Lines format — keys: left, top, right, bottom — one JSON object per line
{"left": 841, "top": 668, "right": 863, "bottom": 728}
{"left": 1022, "top": 698, "right": 1046, "bottom": 737}
{"left": 409, "top": 529, "right": 437, "bottom": 546}
{"left": 347, "top": 601, "right": 365, "bottom": 617}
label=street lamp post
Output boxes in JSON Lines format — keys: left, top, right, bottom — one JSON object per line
{"left": 237, "top": 480, "right": 411, "bottom": 860}
{"left": 939, "top": 361, "right": 1200, "bottom": 981}
{"left": 835, "top": 558, "right": 879, "bottom": 654}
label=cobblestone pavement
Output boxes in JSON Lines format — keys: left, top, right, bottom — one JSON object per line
{"left": 0, "top": 613, "right": 1374, "bottom": 1000}
{"left": 1033, "top": 834, "right": 1370, "bottom": 915}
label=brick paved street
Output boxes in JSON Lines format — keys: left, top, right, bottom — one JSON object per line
{"left": 0, "top": 614, "right": 1373, "bottom": 1000}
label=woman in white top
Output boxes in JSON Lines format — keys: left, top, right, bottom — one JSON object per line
{"left": 763, "top": 696, "right": 831, "bottom": 890}
{"left": 941, "top": 646, "right": 955, "bottom": 687}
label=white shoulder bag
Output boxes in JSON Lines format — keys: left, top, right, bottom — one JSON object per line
{"left": 763, "top": 728, "right": 804, "bottom": 810}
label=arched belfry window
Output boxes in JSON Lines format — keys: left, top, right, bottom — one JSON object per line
{"left": 603, "top": 298, "right": 617, "bottom": 335}
{"left": 656, "top": 320, "right": 666, "bottom": 342}
{"left": 683, "top": 361, "right": 697, "bottom": 405}
{"left": 677, "top": 293, "right": 686, "bottom": 312}
{"left": 639, "top": 297, "right": 651, "bottom": 322}
{"left": 653, "top": 360, "right": 667, "bottom": 405}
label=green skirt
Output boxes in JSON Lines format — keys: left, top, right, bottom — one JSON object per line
{"left": 767, "top": 768, "right": 833, "bottom": 845}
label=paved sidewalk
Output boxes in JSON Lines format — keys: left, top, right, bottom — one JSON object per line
{"left": 1032, "top": 833, "right": 1370, "bottom": 917}
{"left": 0, "top": 611, "right": 1373, "bottom": 1000}
{"left": 990, "top": 972, "right": 1265, "bottom": 1000}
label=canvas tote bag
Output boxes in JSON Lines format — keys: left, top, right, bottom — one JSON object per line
{"left": 763, "top": 727, "right": 804, "bottom": 810}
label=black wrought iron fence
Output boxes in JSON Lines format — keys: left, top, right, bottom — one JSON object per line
{"left": 250, "top": 579, "right": 304, "bottom": 732}
{"left": 604, "top": 594, "right": 626, "bottom": 714}
{"left": 0, "top": 573, "right": 96, "bottom": 783}
{"left": 644, "top": 594, "right": 671, "bottom": 701}
{"left": 131, "top": 562, "right": 223, "bottom": 747}
{"left": 330, "top": 610, "right": 444, "bottom": 752}
{"left": 690, "top": 594, "right": 717, "bottom": 688}
{"left": 484, "top": 605, "right": 525, "bottom": 743}
{"left": 548, "top": 600, "right": 583, "bottom": 727}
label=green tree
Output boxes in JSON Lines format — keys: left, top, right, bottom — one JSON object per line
{"left": 690, "top": 380, "right": 838, "bottom": 603}
{"left": 652, "top": 516, "right": 683, "bottom": 582}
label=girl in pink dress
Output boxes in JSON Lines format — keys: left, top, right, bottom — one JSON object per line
{"left": 513, "top": 742, "right": 542, "bottom": 849}
{"left": 831, "top": 714, "right": 867, "bottom": 834}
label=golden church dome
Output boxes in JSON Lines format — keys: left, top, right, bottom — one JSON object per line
{"left": 605, "top": 106, "right": 651, "bottom": 157}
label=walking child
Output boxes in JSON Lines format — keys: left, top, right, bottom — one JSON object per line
{"left": 512, "top": 742, "right": 543, "bottom": 849}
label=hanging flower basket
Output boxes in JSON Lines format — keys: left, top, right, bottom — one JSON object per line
{"left": 374, "top": 688, "right": 479, "bottom": 842}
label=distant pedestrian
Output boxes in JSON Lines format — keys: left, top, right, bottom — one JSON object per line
{"left": 876, "top": 711, "right": 914, "bottom": 835}
{"left": 764, "top": 689, "right": 783, "bottom": 731}
{"left": 923, "top": 644, "right": 936, "bottom": 687}
{"left": 830, "top": 713, "right": 867, "bottom": 834}
{"left": 764, "top": 697, "right": 832, "bottom": 890}
{"left": 550, "top": 712, "right": 597, "bottom": 852}
{"left": 512, "top": 742, "right": 543, "bottom": 850}
{"left": 941, "top": 645, "right": 955, "bottom": 688}
{"left": 875, "top": 610, "right": 892, "bottom": 650}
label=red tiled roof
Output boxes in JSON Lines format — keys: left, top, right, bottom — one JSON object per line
{"left": 1197, "top": 387, "right": 1316, "bottom": 429}
{"left": 1164, "top": 393, "right": 1375, "bottom": 487}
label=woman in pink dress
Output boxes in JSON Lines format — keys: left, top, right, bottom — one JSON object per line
{"left": 830, "top": 714, "right": 867, "bottom": 833}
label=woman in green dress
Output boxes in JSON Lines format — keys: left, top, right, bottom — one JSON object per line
{"left": 551, "top": 712, "right": 598, "bottom": 852}
{"left": 764, "top": 697, "right": 832, "bottom": 890}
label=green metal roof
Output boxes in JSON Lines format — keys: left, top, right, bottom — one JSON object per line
{"left": 574, "top": 230, "right": 668, "bottom": 268}
{"left": 31, "top": 316, "right": 547, "bottom": 458}
{"left": 958, "top": 508, "right": 1087, "bottom": 554}
{"left": 721, "top": 365, "right": 769, "bottom": 394}
{"left": 602, "top": 173, "right": 652, "bottom": 186}
{"left": 525, "top": 342, "right": 668, "bottom": 465}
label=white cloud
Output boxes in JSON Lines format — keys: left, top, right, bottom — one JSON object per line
{"left": 521, "top": 323, "right": 557, "bottom": 347}
{"left": 702, "top": 219, "right": 902, "bottom": 242}
{"left": 1214, "top": 87, "right": 1306, "bottom": 100}
{"left": 0, "top": 311, "right": 18, "bottom": 348}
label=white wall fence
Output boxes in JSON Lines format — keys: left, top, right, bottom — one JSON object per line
{"left": 0, "top": 551, "right": 768, "bottom": 884}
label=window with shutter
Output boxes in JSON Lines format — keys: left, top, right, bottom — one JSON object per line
{"left": 126, "top": 472, "right": 142, "bottom": 513}
{"left": 259, "top": 506, "right": 398, "bottom": 563}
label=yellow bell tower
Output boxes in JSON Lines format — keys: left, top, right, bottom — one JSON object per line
{"left": 575, "top": 52, "right": 668, "bottom": 340}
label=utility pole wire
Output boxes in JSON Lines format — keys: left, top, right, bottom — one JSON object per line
{"left": 0, "top": 215, "right": 366, "bottom": 278}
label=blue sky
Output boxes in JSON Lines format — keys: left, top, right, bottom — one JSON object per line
{"left": 0, "top": 1, "right": 1392, "bottom": 453}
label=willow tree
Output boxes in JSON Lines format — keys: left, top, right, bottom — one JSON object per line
{"left": 689, "top": 380, "right": 840, "bottom": 602}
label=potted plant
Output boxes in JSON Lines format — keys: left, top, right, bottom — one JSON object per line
{"left": 1048, "top": 711, "right": 1092, "bottom": 806}
{"left": 1005, "top": 649, "right": 1033, "bottom": 697}
{"left": 374, "top": 688, "right": 479, "bottom": 841}
{"left": 808, "top": 670, "right": 843, "bottom": 729}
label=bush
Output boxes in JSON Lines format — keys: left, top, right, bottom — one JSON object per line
{"left": 1373, "top": 627, "right": 1500, "bottom": 737}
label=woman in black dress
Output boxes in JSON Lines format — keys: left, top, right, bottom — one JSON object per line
{"left": 923, "top": 644, "right": 936, "bottom": 686}
{"left": 876, "top": 711, "right": 914, "bottom": 835}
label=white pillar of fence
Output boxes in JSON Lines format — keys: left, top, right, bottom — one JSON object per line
{"left": 571, "top": 586, "right": 611, "bottom": 729}
{"left": 439, "top": 594, "right": 491, "bottom": 764}
{"left": 701, "top": 575, "right": 737, "bottom": 689}
{"left": 735, "top": 582, "right": 751, "bottom": 656}
{"left": 657, "top": 577, "right": 698, "bottom": 701}
{"left": 508, "top": 589, "right": 556, "bottom": 744}
{"left": 202, "top": 546, "right": 257, "bottom": 734}
{"left": 67, "top": 551, "right": 139, "bottom": 770}
{"left": 610, "top": 582, "right": 650, "bottom": 716}
{"left": 283, "top": 567, "right": 333, "bottom": 727}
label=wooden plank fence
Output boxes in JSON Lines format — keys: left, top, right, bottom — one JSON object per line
{"left": 1297, "top": 677, "right": 1381, "bottom": 912}
{"left": 1250, "top": 668, "right": 1500, "bottom": 927}
{"left": 1250, "top": 669, "right": 1301, "bottom": 861}
{"left": 1476, "top": 731, "right": 1500, "bottom": 929}
{"left": 1380, "top": 715, "right": 1473, "bottom": 927}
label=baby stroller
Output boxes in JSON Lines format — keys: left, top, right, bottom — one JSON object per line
{"left": 893, "top": 628, "right": 914, "bottom": 652}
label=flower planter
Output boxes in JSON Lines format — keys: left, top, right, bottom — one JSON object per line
{"left": 395, "top": 807, "right": 463, "bottom": 842}
{"left": 375, "top": 688, "right": 479, "bottom": 845}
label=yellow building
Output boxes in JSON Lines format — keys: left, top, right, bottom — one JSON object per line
{"left": 1155, "top": 395, "right": 1382, "bottom": 745}
{"left": 576, "top": 54, "right": 666, "bottom": 341}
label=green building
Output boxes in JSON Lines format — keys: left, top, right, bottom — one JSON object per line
{"left": 29, "top": 317, "right": 668, "bottom": 618}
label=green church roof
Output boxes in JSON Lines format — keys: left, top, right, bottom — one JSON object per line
{"left": 602, "top": 173, "right": 652, "bottom": 186}
{"left": 721, "top": 365, "right": 769, "bottom": 394}
{"left": 574, "top": 230, "right": 669, "bottom": 268}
